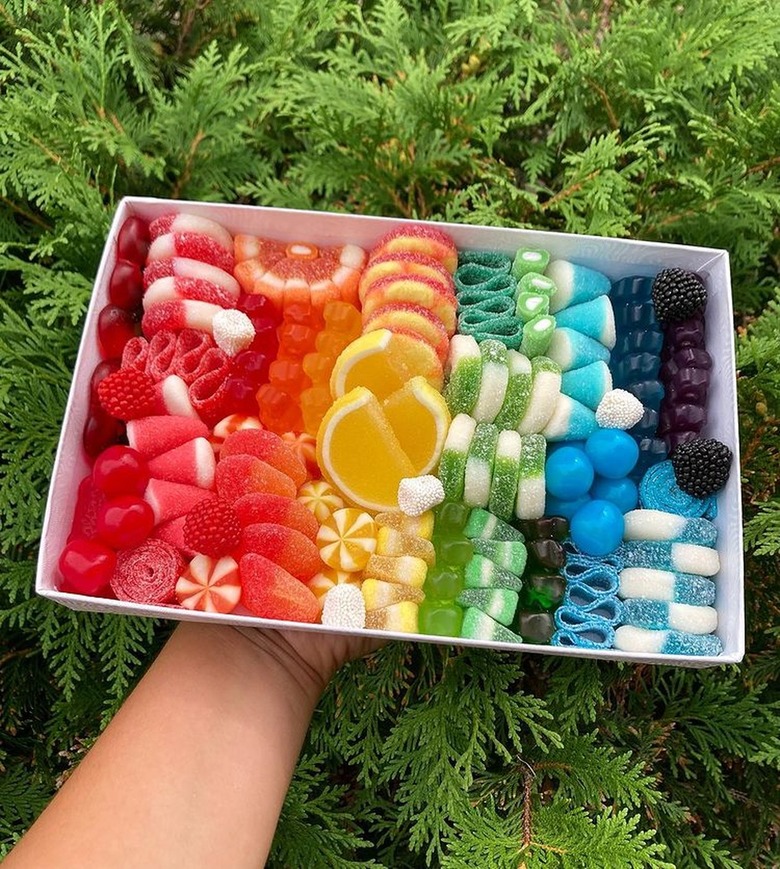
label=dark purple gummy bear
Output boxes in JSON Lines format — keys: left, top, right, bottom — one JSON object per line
{"left": 674, "top": 347, "right": 712, "bottom": 370}
{"left": 668, "top": 403, "right": 707, "bottom": 433}
{"left": 669, "top": 366, "right": 710, "bottom": 404}
{"left": 665, "top": 316, "right": 706, "bottom": 350}
{"left": 665, "top": 430, "right": 699, "bottom": 454}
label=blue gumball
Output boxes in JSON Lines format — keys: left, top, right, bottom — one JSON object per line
{"left": 590, "top": 475, "right": 639, "bottom": 513}
{"left": 545, "top": 446, "right": 594, "bottom": 500}
{"left": 570, "top": 499, "right": 625, "bottom": 556}
{"left": 584, "top": 429, "right": 639, "bottom": 479}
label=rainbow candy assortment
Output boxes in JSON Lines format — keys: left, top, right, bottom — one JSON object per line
{"left": 53, "top": 210, "right": 735, "bottom": 658}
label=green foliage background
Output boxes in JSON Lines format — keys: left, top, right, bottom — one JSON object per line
{"left": 1, "top": 0, "right": 779, "bottom": 865}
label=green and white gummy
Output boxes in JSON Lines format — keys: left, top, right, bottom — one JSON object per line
{"left": 515, "top": 433, "right": 546, "bottom": 520}
{"left": 488, "top": 429, "right": 522, "bottom": 521}
{"left": 472, "top": 340, "right": 509, "bottom": 423}
{"left": 444, "top": 334, "right": 482, "bottom": 415}
{"left": 438, "top": 413, "right": 477, "bottom": 501}
{"left": 517, "top": 356, "right": 561, "bottom": 434}
{"left": 463, "top": 422, "right": 499, "bottom": 508}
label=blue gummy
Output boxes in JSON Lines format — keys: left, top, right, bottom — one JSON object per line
{"left": 544, "top": 396, "right": 599, "bottom": 443}
{"left": 639, "top": 461, "right": 717, "bottom": 518}
{"left": 564, "top": 562, "right": 620, "bottom": 596}
{"left": 585, "top": 429, "right": 639, "bottom": 479}
{"left": 619, "top": 541, "right": 673, "bottom": 570}
{"left": 570, "top": 499, "right": 625, "bottom": 556}
{"left": 661, "top": 631, "right": 723, "bottom": 656}
{"left": 681, "top": 518, "right": 718, "bottom": 548}
{"left": 614, "top": 354, "right": 662, "bottom": 388}
{"left": 630, "top": 437, "right": 668, "bottom": 482}
{"left": 548, "top": 328, "right": 610, "bottom": 371}
{"left": 554, "top": 297, "right": 615, "bottom": 347}
{"left": 549, "top": 261, "right": 611, "bottom": 313}
{"left": 613, "top": 301, "right": 658, "bottom": 331}
{"left": 551, "top": 627, "right": 616, "bottom": 649}
{"left": 622, "top": 599, "right": 671, "bottom": 630}
{"left": 545, "top": 446, "right": 594, "bottom": 499}
{"left": 614, "top": 328, "right": 664, "bottom": 356}
{"left": 610, "top": 275, "right": 653, "bottom": 302}
{"left": 625, "top": 378, "right": 665, "bottom": 412}
{"left": 673, "top": 575, "right": 716, "bottom": 606}
{"left": 630, "top": 407, "right": 660, "bottom": 439}
{"left": 564, "top": 586, "right": 625, "bottom": 624}
{"left": 560, "top": 361, "right": 612, "bottom": 410}
{"left": 590, "top": 476, "right": 639, "bottom": 513}
{"left": 553, "top": 606, "right": 616, "bottom": 647}
{"left": 545, "top": 493, "right": 591, "bottom": 521}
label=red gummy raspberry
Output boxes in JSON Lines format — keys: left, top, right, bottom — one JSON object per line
{"left": 97, "top": 367, "right": 158, "bottom": 420}
{"left": 183, "top": 497, "right": 241, "bottom": 558}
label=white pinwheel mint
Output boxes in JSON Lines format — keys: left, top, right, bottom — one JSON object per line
{"left": 595, "top": 389, "right": 644, "bottom": 430}
{"left": 397, "top": 475, "right": 445, "bottom": 517}
{"left": 212, "top": 309, "right": 255, "bottom": 356}
{"left": 321, "top": 583, "right": 366, "bottom": 629}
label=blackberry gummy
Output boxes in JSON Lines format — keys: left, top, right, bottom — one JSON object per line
{"left": 651, "top": 268, "right": 707, "bottom": 324}
{"left": 671, "top": 438, "right": 733, "bottom": 498}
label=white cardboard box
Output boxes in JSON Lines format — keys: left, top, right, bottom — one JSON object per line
{"left": 35, "top": 197, "right": 744, "bottom": 667}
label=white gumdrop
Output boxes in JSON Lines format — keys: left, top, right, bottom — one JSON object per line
{"left": 397, "top": 475, "right": 445, "bottom": 517}
{"left": 212, "top": 309, "right": 255, "bottom": 356}
{"left": 321, "top": 584, "right": 366, "bottom": 629}
{"left": 595, "top": 388, "right": 644, "bottom": 430}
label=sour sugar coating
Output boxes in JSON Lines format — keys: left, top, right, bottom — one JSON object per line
{"left": 457, "top": 588, "right": 519, "bottom": 626}
{"left": 375, "top": 510, "right": 435, "bottom": 540}
{"left": 463, "top": 423, "right": 499, "bottom": 508}
{"left": 472, "top": 340, "right": 509, "bottom": 423}
{"left": 515, "top": 291, "right": 550, "bottom": 323}
{"left": 614, "top": 625, "right": 722, "bottom": 657}
{"left": 622, "top": 598, "right": 718, "bottom": 634}
{"left": 316, "top": 507, "right": 377, "bottom": 572}
{"left": 237, "top": 523, "right": 322, "bottom": 581}
{"left": 110, "top": 539, "right": 183, "bottom": 604}
{"left": 618, "top": 567, "right": 716, "bottom": 607}
{"left": 543, "top": 395, "right": 598, "bottom": 442}
{"left": 457, "top": 249, "right": 513, "bottom": 272}
{"left": 546, "top": 328, "right": 610, "bottom": 372}
{"left": 546, "top": 260, "right": 610, "bottom": 314}
{"left": 321, "top": 584, "right": 366, "bottom": 629}
{"left": 438, "top": 413, "right": 477, "bottom": 501}
{"left": 518, "top": 272, "right": 557, "bottom": 298}
{"left": 465, "top": 507, "right": 524, "bottom": 542}
{"left": 512, "top": 248, "right": 550, "bottom": 279}
{"left": 364, "top": 554, "right": 428, "bottom": 588}
{"left": 515, "top": 434, "right": 546, "bottom": 520}
{"left": 147, "top": 233, "right": 235, "bottom": 274}
{"left": 464, "top": 553, "right": 523, "bottom": 591}
{"left": 519, "top": 315, "right": 556, "bottom": 358}
{"left": 240, "top": 554, "right": 320, "bottom": 623}
{"left": 561, "top": 361, "right": 613, "bottom": 411}
{"left": 492, "top": 350, "right": 532, "bottom": 430}
{"left": 222, "top": 429, "right": 309, "bottom": 489}
{"left": 143, "top": 276, "right": 238, "bottom": 310}
{"left": 460, "top": 607, "right": 523, "bottom": 643}
{"left": 297, "top": 479, "right": 345, "bottom": 523}
{"left": 555, "top": 296, "right": 616, "bottom": 349}
{"left": 361, "top": 578, "right": 425, "bottom": 610}
{"left": 234, "top": 493, "right": 320, "bottom": 542}
{"left": 444, "top": 334, "right": 482, "bottom": 415}
{"left": 471, "top": 538, "right": 527, "bottom": 577}
{"left": 517, "top": 356, "right": 561, "bottom": 434}
{"left": 639, "top": 460, "right": 717, "bottom": 519}
{"left": 215, "top": 454, "right": 297, "bottom": 502}
{"left": 375, "top": 526, "right": 436, "bottom": 565}
{"left": 149, "top": 213, "right": 234, "bottom": 252}
{"left": 623, "top": 509, "right": 717, "bottom": 547}
{"left": 619, "top": 540, "right": 720, "bottom": 576}
{"left": 365, "top": 601, "right": 420, "bottom": 633}
{"left": 143, "top": 257, "right": 240, "bottom": 297}
{"left": 370, "top": 224, "right": 458, "bottom": 273}
{"left": 488, "top": 429, "right": 522, "bottom": 521}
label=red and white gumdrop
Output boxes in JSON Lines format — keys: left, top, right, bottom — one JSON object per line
{"left": 175, "top": 555, "right": 241, "bottom": 614}
{"left": 143, "top": 277, "right": 237, "bottom": 310}
{"left": 144, "top": 258, "right": 240, "bottom": 299}
{"left": 110, "top": 539, "right": 183, "bottom": 605}
{"left": 147, "top": 233, "right": 234, "bottom": 274}
{"left": 147, "top": 437, "right": 215, "bottom": 488}
{"left": 149, "top": 214, "right": 234, "bottom": 253}
{"left": 156, "top": 375, "right": 199, "bottom": 418}
{"left": 142, "top": 300, "right": 223, "bottom": 338}
{"left": 144, "top": 478, "right": 213, "bottom": 525}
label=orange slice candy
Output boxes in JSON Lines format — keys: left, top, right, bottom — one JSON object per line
{"left": 370, "top": 225, "right": 458, "bottom": 273}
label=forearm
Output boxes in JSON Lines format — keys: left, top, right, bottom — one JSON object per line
{"left": 6, "top": 622, "right": 325, "bottom": 869}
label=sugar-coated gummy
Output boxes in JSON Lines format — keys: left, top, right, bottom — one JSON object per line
{"left": 623, "top": 509, "right": 717, "bottom": 547}
{"left": 546, "top": 260, "right": 611, "bottom": 314}
{"left": 547, "top": 327, "right": 611, "bottom": 372}
{"left": 515, "top": 433, "right": 546, "bottom": 520}
{"left": 465, "top": 553, "right": 524, "bottom": 591}
{"left": 457, "top": 250, "right": 512, "bottom": 272}
{"left": 555, "top": 296, "right": 616, "bottom": 349}
{"left": 515, "top": 292, "right": 550, "bottom": 323}
{"left": 487, "top": 430, "right": 523, "bottom": 521}
{"left": 617, "top": 568, "right": 716, "bottom": 606}
{"left": 622, "top": 599, "right": 717, "bottom": 634}
{"left": 492, "top": 350, "right": 532, "bottom": 430}
{"left": 517, "top": 356, "right": 561, "bottom": 434}
{"left": 619, "top": 540, "right": 720, "bottom": 576}
{"left": 613, "top": 625, "right": 722, "bottom": 656}
{"left": 471, "top": 537, "right": 527, "bottom": 577}
{"left": 444, "top": 334, "right": 482, "bottom": 415}
{"left": 464, "top": 507, "right": 524, "bottom": 542}
{"left": 519, "top": 315, "right": 556, "bottom": 358}
{"left": 472, "top": 340, "right": 509, "bottom": 423}
{"left": 438, "top": 414, "right": 477, "bottom": 501}
{"left": 639, "top": 460, "right": 717, "bottom": 519}
{"left": 457, "top": 587, "right": 519, "bottom": 626}
{"left": 463, "top": 422, "right": 499, "bottom": 508}
{"left": 361, "top": 578, "right": 425, "bottom": 610}
{"left": 460, "top": 607, "right": 523, "bottom": 643}
{"left": 560, "top": 361, "right": 613, "bottom": 411}
{"left": 512, "top": 248, "right": 550, "bottom": 279}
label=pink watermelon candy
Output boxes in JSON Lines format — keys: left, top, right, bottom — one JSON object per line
{"left": 220, "top": 429, "right": 307, "bottom": 488}
{"left": 215, "top": 454, "right": 296, "bottom": 502}
{"left": 147, "top": 233, "right": 234, "bottom": 274}
{"left": 143, "top": 276, "right": 236, "bottom": 310}
{"left": 152, "top": 516, "right": 198, "bottom": 559}
{"left": 147, "top": 438, "right": 215, "bottom": 488}
{"left": 239, "top": 553, "right": 320, "bottom": 623}
{"left": 127, "top": 416, "right": 208, "bottom": 459}
{"left": 236, "top": 522, "right": 322, "bottom": 581}
{"left": 149, "top": 214, "right": 234, "bottom": 253}
{"left": 141, "top": 299, "right": 222, "bottom": 338}
{"left": 144, "top": 478, "right": 212, "bottom": 525}
{"left": 234, "top": 493, "right": 320, "bottom": 542}
{"left": 143, "top": 257, "right": 240, "bottom": 299}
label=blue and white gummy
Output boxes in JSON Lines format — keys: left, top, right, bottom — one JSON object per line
{"left": 618, "top": 568, "right": 716, "bottom": 607}
{"left": 554, "top": 296, "right": 616, "bottom": 349}
{"left": 619, "top": 540, "right": 720, "bottom": 576}
{"left": 622, "top": 599, "right": 718, "bottom": 634}
{"left": 542, "top": 395, "right": 598, "bottom": 442}
{"left": 547, "top": 328, "right": 611, "bottom": 372}
{"left": 560, "top": 361, "right": 613, "bottom": 411}
{"left": 623, "top": 510, "right": 717, "bottom": 547}
{"left": 614, "top": 625, "right": 723, "bottom": 657}
{"left": 546, "top": 260, "right": 611, "bottom": 314}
